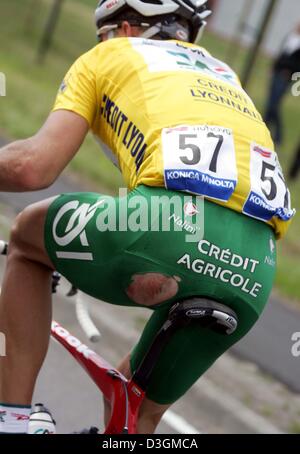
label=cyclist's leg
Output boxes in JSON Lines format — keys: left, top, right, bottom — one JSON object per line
{"left": 0, "top": 198, "right": 57, "bottom": 405}
{"left": 115, "top": 189, "right": 276, "bottom": 433}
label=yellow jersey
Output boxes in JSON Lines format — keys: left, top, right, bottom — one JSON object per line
{"left": 53, "top": 37, "right": 295, "bottom": 239}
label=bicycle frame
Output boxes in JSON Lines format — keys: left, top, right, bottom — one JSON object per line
{"left": 51, "top": 320, "right": 145, "bottom": 434}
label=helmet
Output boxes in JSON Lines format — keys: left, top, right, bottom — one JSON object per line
{"left": 95, "top": 0, "right": 211, "bottom": 43}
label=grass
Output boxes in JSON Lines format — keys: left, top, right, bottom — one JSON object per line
{"left": 288, "top": 421, "right": 300, "bottom": 434}
{"left": 0, "top": 0, "right": 299, "bottom": 301}
{"left": 259, "top": 405, "right": 274, "bottom": 418}
{"left": 0, "top": 0, "right": 123, "bottom": 191}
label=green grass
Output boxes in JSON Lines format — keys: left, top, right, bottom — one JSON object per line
{"left": 0, "top": 0, "right": 123, "bottom": 190}
{"left": 288, "top": 421, "right": 300, "bottom": 434}
{"left": 0, "top": 0, "right": 299, "bottom": 301}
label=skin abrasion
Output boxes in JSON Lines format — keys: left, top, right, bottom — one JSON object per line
{"left": 126, "top": 273, "right": 181, "bottom": 306}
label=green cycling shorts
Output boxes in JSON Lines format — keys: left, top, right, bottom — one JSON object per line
{"left": 45, "top": 185, "right": 276, "bottom": 404}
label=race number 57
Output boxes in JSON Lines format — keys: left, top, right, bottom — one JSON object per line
{"left": 162, "top": 125, "right": 237, "bottom": 201}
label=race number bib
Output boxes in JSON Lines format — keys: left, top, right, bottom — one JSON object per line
{"left": 162, "top": 125, "right": 237, "bottom": 201}
{"left": 243, "top": 143, "right": 295, "bottom": 221}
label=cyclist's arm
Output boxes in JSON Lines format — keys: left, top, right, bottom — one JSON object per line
{"left": 0, "top": 110, "right": 89, "bottom": 192}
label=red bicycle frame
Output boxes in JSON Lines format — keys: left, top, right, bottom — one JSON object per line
{"left": 51, "top": 320, "right": 145, "bottom": 434}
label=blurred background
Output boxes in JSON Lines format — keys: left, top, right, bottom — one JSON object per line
{"left": 0, "top": 0, "right": 300, "bottom": 434}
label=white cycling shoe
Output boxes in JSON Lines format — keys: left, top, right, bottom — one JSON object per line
{"left": 28, "top": 403, "right": 56, "bottom": 434}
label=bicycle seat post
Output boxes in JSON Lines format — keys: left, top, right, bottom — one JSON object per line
{"left": 131, "top": 298, "right": 238, "bottom": 392}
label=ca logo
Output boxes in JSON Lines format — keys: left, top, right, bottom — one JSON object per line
{"left": 53, "top": 199, "right": 104, "bottom": 247}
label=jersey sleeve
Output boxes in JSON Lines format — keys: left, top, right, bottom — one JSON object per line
{"left": 52, "top": 53, "right": 96, "bottom": 127}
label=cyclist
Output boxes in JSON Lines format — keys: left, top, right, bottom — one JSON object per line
{"left": 0, "top": 0, "right": 295, "bottom": 434}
